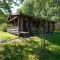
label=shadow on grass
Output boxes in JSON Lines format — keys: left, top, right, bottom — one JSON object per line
{"left": 37, "top": 32, "right": 60, "bottom": 60}
{"left": 38, "top": 48, "right": 60, "bottom": 60}
{"left": 42, "top": 32, "right": 60, "bottom": 46}
{"left": 1, "top": 39, "right": 40, "bottom": 60}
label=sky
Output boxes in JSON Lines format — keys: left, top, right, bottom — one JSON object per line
{"left": 11, "top": 4, "right": 18, "bottom": 13}
{"left": 0, "top": 0, "right": 22, "bottom": 13}
{"left": 11, "top": 0, "right": 22, "bottom": 13}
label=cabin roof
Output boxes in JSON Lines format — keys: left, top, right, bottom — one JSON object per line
{"left": 8, "top": 13, "right": 56, "bottom": 22}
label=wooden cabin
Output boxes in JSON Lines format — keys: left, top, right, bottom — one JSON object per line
{"left": 7, "top": 13, "right": 55, "bottom": 36}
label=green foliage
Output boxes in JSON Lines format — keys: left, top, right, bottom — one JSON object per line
{"left": 0, "top": 0, "right": 11, "bottom": 14}
{"left": 0, "top": 0, "right": 24, "bottom": 14}
{"left": 18, "top": 0, "right": 60, "bottom": 21}
{"left": 0, "top": 8, "right": 8, "bottom": 24}
{"left": 0, "top": 32, "right": 60, "bottom": 60}
{"left": 0, "top": 37, "right": 41, "bottom": 60}
{"left": 0, "top": 0, "right": 24, "bottom": 25}
{"left": 0, "top": 14, "right": 8, "bottom": 24}
{"left": 18, "top": 0, "right": 34, "bottom": 16}
{"left": 0, "top": 23, "right": 8, "bottom": 32}
{"left": 0, "top": 31, "right": 17, "bottom": 41}
{"left": 44, "top": 0, "right": 60, "bottom": 21}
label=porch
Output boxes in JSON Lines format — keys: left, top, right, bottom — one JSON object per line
{"left": 7, "top": 14, "right": 55, "bottom": 36}
{"left": 7, "top": 26, "right": 29, "bottom": 35}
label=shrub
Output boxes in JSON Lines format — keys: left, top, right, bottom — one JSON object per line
{"left": 0, "top": 31, "right": 18, "bottom": 41}
{"left": 0, "top": 23, "right": 8, "bottom": 32}
{"left": 0, "top": 37, "right": 41, "bottom": 60}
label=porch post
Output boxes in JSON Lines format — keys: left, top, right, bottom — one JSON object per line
{"left": 20, "top": 18, "right": 23, "bottom": 31}
{"left": 14, "top": 18, "right": 15, "bottom": 26}
{"left": 18, "top": 16, "right": 20, "bottom": 37}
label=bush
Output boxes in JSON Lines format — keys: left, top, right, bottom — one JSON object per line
{"left": 0, "top": 33, "right": 60, "bottom": 60}
{"left": 0, "top": 23, "right": 8, "bottom": 32}
{"left": 0, "top": 38, "right": 41, "bottom": 60}
{"left": 1, "top": 44, "right": 27, "bottom": 60}
{"left": 0, "top": 31, "right": 18, "bottom": 41}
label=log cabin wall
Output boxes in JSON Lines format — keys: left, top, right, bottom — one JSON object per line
{"left": 8, "top": 14, "right": 55, "bottom": 36}
{"left": 19, "top": 16, "right": 23, "bottom": 31}
{"left": 23, "top": 17, "right": 29, "bottom": 32}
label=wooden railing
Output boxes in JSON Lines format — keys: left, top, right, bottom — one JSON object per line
{"left": 7, "top": 26, "right": 29, "bottom": 35}
{"left": 7, "top": 27, "right": 19, "bottom": 34}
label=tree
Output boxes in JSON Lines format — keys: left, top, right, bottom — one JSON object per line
{"left": 18, "top": 0, "right": 46, "bottom": 18}
{"left": 42, "top": 0, "right": 60, "bottom": 21}
{"left": 0, "top": 0, "right": 24, "bottom": 14}
{"left": 18, "top": 0, "right": 34, "bottom": 16}
{"left": 18, "top": 0, "right": 60, "bottom": 21}
{"left": 0, "top": 0, "right": 24, "bottom": 23}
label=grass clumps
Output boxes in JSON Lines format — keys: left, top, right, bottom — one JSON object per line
{"left": 0, "top": 31, "right": 18, "bottom": 41}
{"left": 0, "top": 32, "right": 60, "bottom": 60}
{"left": 0, "top": 37, "right": 41, "bottom": 60}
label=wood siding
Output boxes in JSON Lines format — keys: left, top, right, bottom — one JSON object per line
{"left": 7, "top": 14, "right": 55, "bottom": 36}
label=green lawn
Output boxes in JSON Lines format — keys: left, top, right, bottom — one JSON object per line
{"left": 0, "top": 31, "right": 60, "bottom": 60}
{"left": 39, "top": 32, "right": 60, "bottom": 60}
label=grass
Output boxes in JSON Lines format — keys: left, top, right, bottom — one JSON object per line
{"left": 41, "top": 32, "right": 60, "bottom": 60}
{"left": 0, "top": 31, "right": 18, "bottom": 41}
{"left": 0, "top": 37, "right": 41, "bottom": 60}
{"left": 0, "top": 31, "right": 60, "bottom": 60}
{"left": 43, "top": 32, "right": 60, "bottom": 53}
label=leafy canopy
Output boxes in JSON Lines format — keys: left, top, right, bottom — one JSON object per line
{"left": 18, "top": 0, "right": 60, "bottom": 21}
{"left": 0, "top": 0, "right": 24, "bottom": 23}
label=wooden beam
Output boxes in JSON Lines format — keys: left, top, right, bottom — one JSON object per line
{"left": 9, "top": 16, "right": 17, "bottom": 22}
